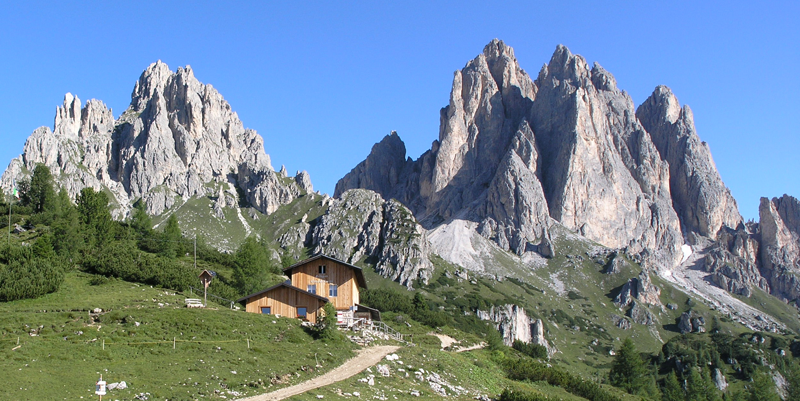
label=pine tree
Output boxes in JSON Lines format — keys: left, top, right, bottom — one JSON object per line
{"left": 160, "top": 214, "right": 182, "bottom": 258}
{"left": 747, "top": 371, "right": 780, "bottom": 401}
{"left": 27, "top": 164, "right": 57, "bottom": 214}
{"left": 662, "top": 371, "right": 684, "bottom": 401}
{"left": 686, "top": 367, "right": 720, "bottom": 401}
{"left": 232, "top": 236, "right": 273, "bottom": 295}
{"left": 52, "top": 189, "right": 82, "bottom": 258}
{"left": 77, "top": 187, "right": 113, "bottom": 248}
{"left": 609, "top": 338, "right": 647, "bottom": 394}
{"left": 787, "top": 366, "right": 800, "bottom": 401}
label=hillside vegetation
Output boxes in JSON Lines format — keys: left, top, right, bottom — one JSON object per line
{"left": 3, "top": 164, "right": 800, "bottom": 401}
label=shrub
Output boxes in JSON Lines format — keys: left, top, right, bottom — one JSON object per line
{"left": 499, "top": 388, "right": 549, "bottom": 401}
{"left": 513, "top": 340, "right": 548, "bottom": 359}
{"left": 85, "top": 241, "right": 194, "bottom": 291}
{"left": 504, "top": 358, "right": 622, "bottom": 401}
{"left": 315, "top": 302, "right": 343, "bottom": 342}
{"left": 0, "top": 258, "right": 65, "bottom": 301}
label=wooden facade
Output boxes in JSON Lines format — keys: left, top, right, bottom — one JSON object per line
{"left": 237, "top": 254, "right": 369, "bottom": 321}
{"left": 241, "top": 282, "right": 327, "bottom": 321}
{"left": 285, "top": 257, "right": 362, "bottom": 311}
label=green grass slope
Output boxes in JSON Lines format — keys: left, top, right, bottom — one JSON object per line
{"left": 0, "top": 272, "right": 356, "bottom": 400}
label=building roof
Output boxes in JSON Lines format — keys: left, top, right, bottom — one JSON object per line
{"left": 283, "top": 254, "right": 368, "bottom": 289}
{"left": 235, "top": 281, "right": 330, "bottom": 304}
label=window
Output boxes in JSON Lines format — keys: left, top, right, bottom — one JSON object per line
{"left": 297, "top": 307, "right": 307, "bottom": 319}
{"left": 329, "top": 284, "right": 338, "bottom": 297}
{"left": 318, "top": 265, "right": 326, "bottom": 274}
{"left": 307, "top": 284, "right": 316, "bottom": 295}
{"left": 260, "top": 307, "right": 271, "bottom": 315}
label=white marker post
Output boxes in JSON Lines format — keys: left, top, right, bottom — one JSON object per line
{"left": 95, "top": 375, "right": 107, "bottom": 401}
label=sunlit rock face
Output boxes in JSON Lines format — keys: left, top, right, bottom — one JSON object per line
{"left": 2, "top": 61, "right": 305, "bottom": 218}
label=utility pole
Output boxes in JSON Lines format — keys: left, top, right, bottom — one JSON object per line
{"left": 194, "top": 235, "right": 197, "bottom": 270}
{"left": 7, "top": 197, "right": 10, "bottom": 247}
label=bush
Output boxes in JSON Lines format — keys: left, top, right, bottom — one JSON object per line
{"left": 504, "top": 358, "right": 622, "bottom": 401}
{"left": 499, "top": 388, "right": 549, "bottom": 401}
{"left": 513, "top": 340, "right": 548, "bottom": 359}
{"left": 361, "top": 288, "right": 414, "bottom": 314}
{"left": 0, "top": 258, "right": 65, "bottom": 301}
{"left": 316, "top": 302, "right": 343, "bottom": 342}
{"left": 85, "top": 241, "right": 194, "bottom": 291}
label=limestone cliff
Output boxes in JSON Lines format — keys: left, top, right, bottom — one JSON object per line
{"left": 637, "top": 85, "right": 742, "bottom": 238}
{"left": 338, "top": 41, "right": 684, "bottom": 269}
{"left": 1, "top": 61, "right": 306, "bottom": 217}
{"left": 759, "top": 195, "right": 800, "bottom": 301}
{"left": 309, "top": 189, "right": 433, "bottom": 288}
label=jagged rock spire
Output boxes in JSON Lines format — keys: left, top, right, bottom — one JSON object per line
{"left": 637, "top": 85, "right": 742, "bottom": 238}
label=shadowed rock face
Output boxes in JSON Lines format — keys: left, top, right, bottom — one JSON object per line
{"left": 2, "top": 61, "right": 305, "bottom": 217}
{"left": 530, "top": 46, "right": 682, "bottom": 268}
{"left": 337, "top": 39, "right": 549, "bottom": 255}
{"left": 338, "top": 41, "right": 685, "bottom": 269}
{"left": 309, "top": 189, "right": 433, "bottom": 288}
{"left": 637, "top": 85, "right": 742, "bottom": 238}
{"left": 759, "top": 195, "right": 800, "bottom": 301}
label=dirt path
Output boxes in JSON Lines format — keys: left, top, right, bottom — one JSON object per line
{"left": 237, "top": 345, "right": 400, "bottom": 401}
{"left": 455, "top": 342, "right": 486, "bottom": 353}
{"left": 429, "top": 333, "right": 458, "bottom": 349}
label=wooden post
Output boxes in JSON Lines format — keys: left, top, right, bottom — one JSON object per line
{"left": 173, "top": 337, "right": 176, "bottom": 349}
{"left": 247, "top": 339, "right": 250, "bottom": 349}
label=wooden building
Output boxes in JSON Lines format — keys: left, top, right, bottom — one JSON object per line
{"left": 236, "top": 281, "right": 328, "bottom": 321}
{"left": 236, "top": 254, "right": 377, "bottom": 322}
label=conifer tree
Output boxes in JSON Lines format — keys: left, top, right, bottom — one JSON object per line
{"left": 610, "top": 338, "right": 647, "bottom": 394}
{"left": 161, "top": 214, "right": 182, "bottom": 258}
{"left": 686, "top": 367, "right": 720, "bottom": 401}
{"left": 233, "top": 236, "right": 273, "bottom": 295}
{"left": 662, "top": 371, "right": 684, "bottom": 401}
{"left": 787, "top": 366, "right": 800, "bottom": 401}
{"left": 52, "top": 189, "right": 82, "bottom": 257}
{"left": 77, "top": 187, "right": 113, "bottom": 248}
{"left": 747, "top": 371, "right": 780, "bottom": 401}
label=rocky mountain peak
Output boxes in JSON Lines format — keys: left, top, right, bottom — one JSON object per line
{"left": 53, "top": 93, "right": 83, "bottom": 139}
{"left": 333, "top": 131, "right": 408, "bottom": 199}
{"left": 637, "top": 85, "right": 741, "bottom": 238}
{"left": 590, "top": 62, "right": 618, "bottom": 92}
{"left": 757, "top": 195, "right": 800, "bottom": 302}
{"left": 3, "top": 61, "right": 303, "bottom": 218}
{"left": 132, "top": 60, "right": 172, "bottom": 110}
{"left": 540, "top": 44, "right": 591, "bottom": 85}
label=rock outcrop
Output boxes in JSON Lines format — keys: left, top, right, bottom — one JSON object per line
{"left": 614, "top": 272, "right": 662, "bottom": 308}
{"left": 337, "top": 41, "right": 686, "bottom": 270}
{"left": 477, "top": 304, "right": 553, "bottom": 355}
{"left": 337, "top": 40, "right": 550, "bottom": 256}
{"left": 309, "top": 189, "right": 433, "bottom": 287}
{"left": 637, "top": 85, "right": 742, "bottom": 238}
{"left": 678, "top": 311, "right": 706, "bottom": 334}
{"left": 703, "top": 225, "right": 768, "bottom": 297}
{"left": 1, "top": 61, "right": 307, "bottom": 217}
{"left": 759, "top": 195, "right": 800, "bottom": 302}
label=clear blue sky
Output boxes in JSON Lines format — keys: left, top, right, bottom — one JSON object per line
{"left": 1, "top": 1, "right": 797, "bottom": 220}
